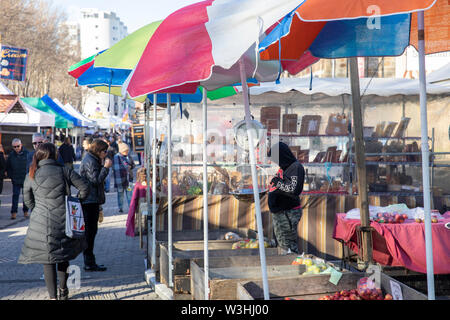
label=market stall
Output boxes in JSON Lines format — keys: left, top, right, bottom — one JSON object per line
{"left": 0, "top": 93, "right": 55, "bottom": 151}
{"left": 333, "top": 210, "right": 450, "bottom": 274}
{"left": 117, "top": 0, "right": 450, "bottom": 300}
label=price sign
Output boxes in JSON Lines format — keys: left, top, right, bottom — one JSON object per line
{"left": 132, "top": 124, "right": 145, "bottom": 152}
{"left": 390, "top": 280, "right": 403, "bottom": 300}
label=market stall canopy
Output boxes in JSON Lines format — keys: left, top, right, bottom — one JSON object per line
{"left": 240, "top": 77, "right": 450, "bottom": 97}
{"left": 41, "top": 95, "right": 82, "bottom": 127}
{"left": 427, "top": 62, "right": 450, "bottom": 86}
{"left": 0, "top": 94, "right": 55, "bottom": 127}
{"left": 19, "top": 100, "right": 55, "bottom": 127}
{"left": 0, "top": 81, "right": 13, "bottom": 94}
{"left": 64, "top": 102, "right": 97, "bottom": 127}
{"left": 0, "top": 94, "right": 26, "bottom": 114}
{"left": 52, "top": 98, "right": 96, "bottom": 127}
{"left": 21, "top": 97, "right": 73, "bottom": 129}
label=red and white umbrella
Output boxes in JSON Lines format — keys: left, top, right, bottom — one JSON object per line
{"left": 126, "top": 0, "right": 305, "bottom": 98}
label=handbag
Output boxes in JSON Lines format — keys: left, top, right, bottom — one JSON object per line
{"left": 62, "top": 167, "right": 86, "bottom": 239}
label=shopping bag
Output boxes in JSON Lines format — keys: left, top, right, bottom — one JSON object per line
{"left": 65, "top": 196, "right": 85, "bottom": 239}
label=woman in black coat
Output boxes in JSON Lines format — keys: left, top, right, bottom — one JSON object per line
{"left": 18, "top": 143, "right": 89, "bottom": 300}
{"left": 79, "top": 139, "right": 112, "bottom": 271}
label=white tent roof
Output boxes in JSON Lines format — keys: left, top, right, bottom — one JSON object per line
{"left": 2, "top": 99, "right": 55, "bottom": 127}
{"left": 0, "top": 81, "right": 13, "bottom": 94}
{"left": 242, "top": 77, "right": 450, "bottom": 97}
{"left": 427, "top": 63, "right": 450, "bottom": 85}
{"left": 52, "top": 98, "right": 96, "bottom": 127}
{"left": 64, "top": 103, "right": 97, "bottom": 127}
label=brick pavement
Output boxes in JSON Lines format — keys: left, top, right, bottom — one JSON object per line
{"left": 0, "top": 167, "right": 160, "bottom": 300}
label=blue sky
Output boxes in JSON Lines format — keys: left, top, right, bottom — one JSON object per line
{"left": 50, "top": 0, "right": 199, "bottom": 33}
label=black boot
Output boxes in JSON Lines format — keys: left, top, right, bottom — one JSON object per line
{"left": 58, "top": 288, "right": 69, "bottom": 300}
{"left": 84, "top": 264, "right": 107, "bottom": 272}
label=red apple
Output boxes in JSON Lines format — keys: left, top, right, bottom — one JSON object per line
{"left": 340, "top": 290, "right": 349, "bottom": 297}
{"left": 384, "top": 294, "right": 393, "bottom": 300}
{"left": 402, "top": 214, "right": 408, "bottom": 220}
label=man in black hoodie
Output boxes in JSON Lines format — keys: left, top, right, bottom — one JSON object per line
{"left": 268, "top": 142, "right": 305, "bottom": 253}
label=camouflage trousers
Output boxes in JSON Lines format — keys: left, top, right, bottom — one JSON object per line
{"left": 272, "top": 208, "right": 302, "bottom": 254}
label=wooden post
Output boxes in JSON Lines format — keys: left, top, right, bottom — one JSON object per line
{"left": 348, "top": 57, "right": 372, "bottom": 266}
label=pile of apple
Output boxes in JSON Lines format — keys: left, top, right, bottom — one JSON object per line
{"left": 318, "top": 289, "right": 393, "bottom": 300}
{"left": 415, "top": 217, "right": 439, "bottom": 223}
{"left": 372, "top": 212, "right": 408, "bottom": 224}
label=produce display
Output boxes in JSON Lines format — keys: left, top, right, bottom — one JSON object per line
{"left": 291, "top": 256, "right": 330, "bottom": 275}
{"left": 318, "top": 289, "right": 393, "bottom": 300}
{"left": 231, "top": 238, "right": 270, "bottom": 249}
{"left": 415, "top": 217, "right": 440, "bottom": 223}
{"left": 318, "top": 277, "right": 393, "bottom": 300}
{"left": 371, "top": 212, "right": 408, "bottom": 224}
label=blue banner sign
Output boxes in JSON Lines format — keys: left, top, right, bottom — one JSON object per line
{"left": 0, "top": 45, "right": 29, "bottom": 82}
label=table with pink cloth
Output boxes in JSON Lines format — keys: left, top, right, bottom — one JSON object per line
{"left": 333, "top": 212, "right": 450, "bottom": 274}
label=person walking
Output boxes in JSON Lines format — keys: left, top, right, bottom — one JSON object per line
{"left": 113, "top": 142, "right": 135, "bottom": 213}
{"left": 82, "top": 136, "right": 93, "bottom": 159}
{"left": 18, "top": 143, "right": 89, "bottom": 300}
{"left": 58, "top": 137, "right": 76, "bottom": 169}
{"left": 267, "top": 142, "right": 305, "bottom": 254}
{"left": 79, "top": 139, "right": 112, "bottom": 272}
{"left": 27, "top": 133, "right": 45, "bottom": 166}
{"left": 6, "top": 138, "right": 30, "bottom": 219}
{"left": 0, "top": 144, "right": 6, "bottom": 204}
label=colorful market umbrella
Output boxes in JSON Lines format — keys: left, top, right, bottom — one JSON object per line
{"left": 259, "top": 0, "right": 449, "bottom": 300}
{"left": 68, "top": 53, "right": 97, "bottom": 79}
{"left": 94, "top": 21, "right": 162, "bottom": 70}
{"left": 259, "top": 0, "right": 448, "bottom": 61}
{"left": 125, "top": 0, "right": 304, "bottom": 98}
{"left": 71, "top": 20, "right": 239, "bottom": 103}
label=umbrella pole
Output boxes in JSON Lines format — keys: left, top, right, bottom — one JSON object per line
{"left": 239, "top": 58, "right": 270, "bottom": 300}
{"left": 152, "top": 94, "right": 158, "bottom": 268}
{"left": 167, "top": 94, "right": 173, "bottom": 288}
{"left": 348, "top": 57, "right": 372, "bottom": 267}
{"left": 145, "top": 98, "right": 151, "bottom": 255}
{"left": 418, "top": 10, "right": 435, "bottom": 300}
{"left": 202, "top": 87, "right": 209, "bottom": 300}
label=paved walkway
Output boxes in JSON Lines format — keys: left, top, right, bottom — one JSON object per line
{"left": 0, "top": 170, "right": 159, "bottom": 300}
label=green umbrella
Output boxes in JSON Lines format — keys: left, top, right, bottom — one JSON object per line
{"left": 94, "top": 21, "right": 162, "bottom": 69}
{"left": 21, "top": 98, "right": 73, "bottom": 129}
{"left": 204, "top": 86, "right": 238, "bottom": 100}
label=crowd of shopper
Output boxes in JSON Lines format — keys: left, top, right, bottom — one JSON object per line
{"left": 0, "top": 130, "right": 138, "bottom": 300}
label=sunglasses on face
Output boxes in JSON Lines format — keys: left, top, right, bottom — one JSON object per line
{"left": 32, "top": 141, "right": 43, "bottom": 146}
{"left": 13, "top": 145, "right": 21, "bottom": 149}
